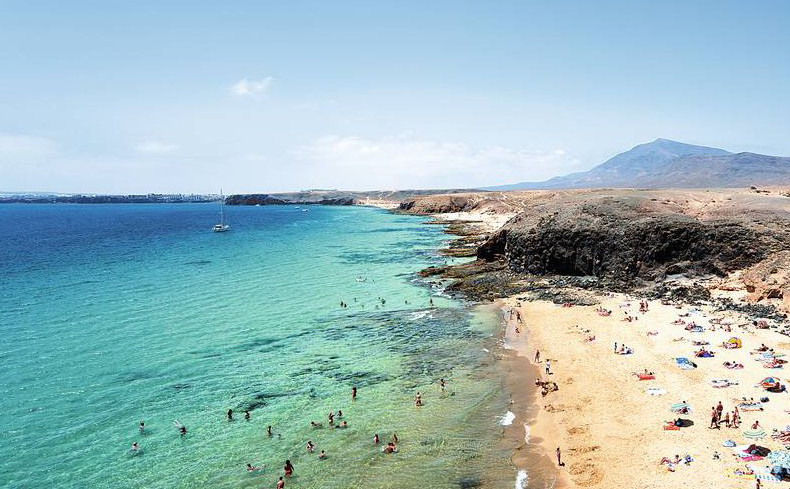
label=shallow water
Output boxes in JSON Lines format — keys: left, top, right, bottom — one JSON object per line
{"left": 0, "top": 204, "right": 515, "bottom": 488}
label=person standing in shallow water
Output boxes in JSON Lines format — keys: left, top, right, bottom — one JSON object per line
{"left": 352, "top": 386, "right": 357, "bottom": 400}
{"left": 283, "top": 460, "right": 294, "bottom": 477}
{"left": 276, "top": 476, "right": 285, "bottom": 489}
{"left": 227, "top": 409, "right": 233, "bottom": 421}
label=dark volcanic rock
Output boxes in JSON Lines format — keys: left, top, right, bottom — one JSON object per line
{"left": 477, "top": 196, "right": 789, "bottom": 287}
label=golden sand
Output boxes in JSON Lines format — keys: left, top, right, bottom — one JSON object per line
{"left": 502, "top": 294, "right": 788, "bottom": 489}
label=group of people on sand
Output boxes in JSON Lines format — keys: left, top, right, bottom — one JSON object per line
{"left": 709, "top": 401, "right": 741, "bottom": 429}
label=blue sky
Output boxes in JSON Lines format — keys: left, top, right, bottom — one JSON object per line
{"left": 1, "top": 0, "right": 789, "bottom": 193}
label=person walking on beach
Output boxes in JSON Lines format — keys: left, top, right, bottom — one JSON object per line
{"left": 556, "top": 447, "right": 563, "bottom": 466}
{"left": 545, "top": 359, "right": 552, "bottom": 376}
{"left": 710, "top": 407, "right": 719, "bottom": 429}
{"left": 534, "top": 350, "right": 540, "bottom": 363}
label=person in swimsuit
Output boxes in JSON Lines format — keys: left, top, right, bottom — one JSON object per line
{"left": 276, "top": 476, "right": 285, "bottom": 489}
{"left": 328, "top": 412, "right": 335, "bottom": 425}
{"left": 373, "top": 433, "right": 380, "bottom": 445}
{"left": 246, "top": 463, "right": 259, "bottom": 471}
{"left": 227, "top": 409, "right": 233, "bottom": 421}
{"left": 392, "top": 433, "right": 398, "bottom": 443}
{"left": 310, "top": 421, "right": 322, "bottom": 428}
{"left": 179, "top": 425, "right": 187, "bottom": 436}
{"left": 131, "top": 442, "right": 139, "bottom": 451}
{"left": 283, "top": 460, "right": 294, "bottom": 477}
{"left": 352, "top": 386, "right": 357, "bottom": 400}
{"left": 556, "top": 447, "right": 562, "bottom": 466}
{"left": 267, "top": 425, "right": 273, "bottom": 437}
{"left": 244, "top": 410, "right": 250, "bottom": 421}
{"left": 318, "top": 450, "right": 327, "bottom": 459}
{"left": 139, "top": 420, "right": 145, "bottom": 433}
{"left": 306, "top": 441, "right": 315, "bottom": 453}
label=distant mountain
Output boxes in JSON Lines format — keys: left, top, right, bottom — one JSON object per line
{"left": 488, "top": 138, "right": 790, "bottom": 190}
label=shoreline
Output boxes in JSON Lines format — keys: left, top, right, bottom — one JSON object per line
{"left": 418, "top": 202, "right": 790, "bottom": 488}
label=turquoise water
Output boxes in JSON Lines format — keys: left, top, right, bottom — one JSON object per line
{"left": 0, "top": 204, "right": 514, "bottom": 488}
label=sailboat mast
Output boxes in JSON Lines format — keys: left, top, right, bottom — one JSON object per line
{"left": 219, "top": 188, "right": 225, "bottom": 225}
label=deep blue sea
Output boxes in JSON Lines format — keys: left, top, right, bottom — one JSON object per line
{"left": 0, "top": 204, "right": 514, "bottom": 488}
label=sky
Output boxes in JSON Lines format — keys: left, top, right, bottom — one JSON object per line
{"left": 1, "top": 0, "right": 789, "bottom": 194}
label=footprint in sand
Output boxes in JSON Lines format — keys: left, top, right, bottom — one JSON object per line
{"left": 569, "top": 462, "right": 604, "bottom": 487}
{"left": 566, "top": 425, "right": 589, "bottom": 436}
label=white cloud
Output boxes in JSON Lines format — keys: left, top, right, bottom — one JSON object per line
{"left": 293, "top": 134, "right": 578, "bottom": 189}
{"left": 0, "top": 133, "right": 57, "bottom": 163}
{"left": 134, "top": 141, "right": 179, "bottom": 154}
{"left": 230, "top": 76, "right": 273, "bottom": 97}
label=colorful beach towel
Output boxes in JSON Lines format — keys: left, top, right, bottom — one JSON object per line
{"left": 744, "top": 429, "right": 767, "bottom": 439}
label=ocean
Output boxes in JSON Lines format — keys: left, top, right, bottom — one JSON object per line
{"left": 0, "top": 204, "right": 515, "bottom": 488}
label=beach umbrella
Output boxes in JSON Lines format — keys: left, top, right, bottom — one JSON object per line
{"left": 759, "top": 377, "right": 780, "bottom": 386}
{"left": 767, "top": 450, "right": 790, "bottom": 469}
{"left": 670, "top": 402, "right": 691, "bottom": 413}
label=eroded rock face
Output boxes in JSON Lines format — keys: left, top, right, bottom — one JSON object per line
{"left": 477, "top": 195, "right": 790, "bottom": 286}
{"left": 740, "top": 251, "right": 790, "bottom": 313}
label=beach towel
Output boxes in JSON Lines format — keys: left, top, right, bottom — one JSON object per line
{"left": 722, "top": 440, "right": 736, "bottom": 447}
{"left": 637, "top": 373, "right": 655, "bottom": 380}
{"left": 744, "top": 429, "right": 767, "bottom": 439}
{"left": 663, "top": 423, "right": 680, "bottom": 431}
{"left": 675, "top": 357, "right": 696, "bottom": 369}
{"left": 738, "top": 402, "right": 763, "bottom": 411}
{"left": 710, "top": 379, "right": 736, "bottom": 388}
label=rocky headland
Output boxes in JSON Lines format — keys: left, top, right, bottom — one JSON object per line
{"left": 401, "top": 187, "right": 790, "bottom": 320}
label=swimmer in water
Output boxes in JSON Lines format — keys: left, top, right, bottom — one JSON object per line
{"left": 283, "top": 460, "right": 294, "bottom": 477}
{"left": 328, "top": 411, "right": 335, "bottom": 425}
{"left": 306, "top": 441, "right": 315, "bottom": 453}
{"left": 338, "top": 421, "right": 347, "bottom": 428}
{"left": 310, "top": 421, "right": 323, "bottom": 429}
{"left": 277, "top": 476, "right": 285, "bottom": 489}
{"left": 337, "top": 409, "right": 343, "bottom": 418}
{"left": 131, "top": 442, "right": 139, "bottom": 451}
{"left": 227, "top": 409, "right": 233, "bottom": 421}
{"left": 246, "top": 463, "right": 259, "bottom": 472}
{"left": 244, "top": 410, "right": 250, "bottom": 421}
{"left": 440, "top": 378, "right": 446, "bottom": 391}
{"left": 392, "top": 433, "right": 398, "bottom": 443}
{"left": 318, "top": 450, "right": 327, "bottom": 459}
{"left": 373, "top": 433, "right": 380, "bottom": 444}
{"left": 139, "top": 420, "right": 145, "bottom": 433}
{"left": 415, "top": 392, "right": 423, "bottom": 407}
{"left": 352, "top": 386, "right": 357, "bottom": 400}
{"left": 267, "top": 425, "right": 273, "bottom": 437}
{"left": 179, "top": 426, "right": 187, "bottom": 436}
{"left": 382, "top": 442, "right": 397, "bottom": 454}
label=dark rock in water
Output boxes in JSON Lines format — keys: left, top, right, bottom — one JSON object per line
{"left": 458, "top": 476, "right": 483, "bottom": 488}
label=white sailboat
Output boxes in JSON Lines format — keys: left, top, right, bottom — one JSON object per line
{"left": 212, "top": 189, "right": 230, "bottom": 233}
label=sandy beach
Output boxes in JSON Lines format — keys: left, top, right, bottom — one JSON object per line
{"left": 501, "top": 292, "right": 789, "bottom": 488}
